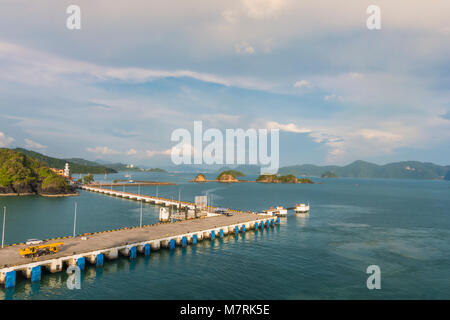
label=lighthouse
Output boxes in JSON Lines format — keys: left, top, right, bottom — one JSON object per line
{"left": 64, "top": 163, "right": 70, "bottom": 177}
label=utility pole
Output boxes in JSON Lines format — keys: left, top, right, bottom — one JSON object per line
{"left": 73, "top": 201, "right": 77, "bottom": 238}
{"left": 1, "top": 206, "right": 6, "bottom": 248}
{"left": 140, "top": 201, "right": 143, "bottom": 228}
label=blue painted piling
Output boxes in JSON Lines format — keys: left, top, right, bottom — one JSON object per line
{"left": 170, "top": 239, "right": 176, "bottom": 250}
{"left": 182, "top": 236, "right": 187, "bottom": 247}
{"left": 255, "top": 222, "right": 259, "bottom": 229}
{"left": 271, "top": 218, "right": 274, "bottom": 226}
{"left": 193, "top": 234, "right": 198, "bottom": 244}
{"left": 220, "top": 229, "right": 224, "bottom": 238}
{"left": 242, "top": 224, "right": 246, "bottom": 233}
{"left": 144, "top": 243, "right": 151, "bottom": 256}
{"left": 235, "top": 226, "right": 239, "bottom": 234}
{"left": 5, "top": 271, "right": 16, "bottom": 289}
{"left": 96, "top": 253, "right": 104, "bottom": 267}
{"left": 31, "top": 266, "right": 41, "bottom": 282}
{"left": 211, "top": 230, "right": 215, "bottom": 240}
{"left": 77, "top": 257, "right": 86, "bottom": 270}
{"left": 130, "top": 246, "right": 137, "bottom": 259}
{"left": 261, "top": 220, "right": 265, "bottom": 228}
{"left": 277, "top": 217, "right": 280, "bottom": 224}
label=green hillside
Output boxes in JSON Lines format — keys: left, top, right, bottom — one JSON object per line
{"left": 279, "top": 160, "right": 450, "bottom": 180}
{"left": 0, "top": 148, "right": 73, "bottom": 195}
{"left": 14, "top": 148, "right": 117, "bottom": 174}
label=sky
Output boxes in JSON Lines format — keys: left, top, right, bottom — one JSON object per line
{"left": 0, "top": 0, "right": 449, "bottom": 168}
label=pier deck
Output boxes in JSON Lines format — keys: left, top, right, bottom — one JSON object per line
{"left": 0, "top": 212, "right": 268, "bottom": 268}
{"left": 0, "top": 186, "right": 280, "bottom": 288}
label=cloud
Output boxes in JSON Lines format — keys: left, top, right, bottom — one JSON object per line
{"left": 323, "top": 94, "right": 343, "bottom": 102}
{"left": 293, "top": 80, "right": 311, "bottom": 88}
{"left": 222, "top": 9, "right": 238, "bottom": 24}
{"left": 86, "top": 146, "right": 121, "bottom": 155}
{"left": 24, "top": 138, "right": 46, "bottom": 150}
{"left": 235, "top": 41, "right": 255, "bottom": 55}
{"left": 126, "top": 148, "right": 138, "bottom": 156}
{"left": 267, "top": 121, "right": 311, "bottom": 133}
{"left": 145, "top": 148, "right": 172, "bottom": 158}
{"left": 0, "top": 132, "right": 14, "bottom": 147}
{"left": 243, "top": 0, "right": 287, "bottom": 19}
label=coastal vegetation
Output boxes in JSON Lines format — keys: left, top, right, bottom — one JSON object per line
{"left": 256, "top": 174, "right": 313, "bottom": 184}
{"left": 0, "top": 148, "right": 74, "bottom": 196}
{"left": 83, "top": 174, "right": 94, "bottom": 185}
{"left": 192, "top": 173, "right": 207, "bottom": 182}
{"left": 321, "top": 171, "right": 338, "bottom": 178}
{"left": 15, "top": 148, "right": 117, "bottom": 174}
{"left": 216, "top": 170, "right": 245, "bottom": 183}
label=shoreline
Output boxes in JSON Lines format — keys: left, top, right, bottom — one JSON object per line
{"left": 0, "top": 192, "right": 79, "bottom": 197}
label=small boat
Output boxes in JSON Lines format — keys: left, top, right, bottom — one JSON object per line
{"left": 124, "top": 172, "right": 131, "bottom": 178}
{"left": 264, "top": 206, "right": 287, "bottom": 217}
{"left": 275, "top": 206, "right": 288, "bottom": 217}
{"left": 295, "top": 203, "right": 310, "bottom": 214}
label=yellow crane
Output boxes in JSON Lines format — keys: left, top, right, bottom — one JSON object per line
{"left": 19, "top": 242, "right": 64, "bottom": 258}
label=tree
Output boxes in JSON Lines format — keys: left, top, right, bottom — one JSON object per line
{"left": 83, "top": 174, "right": 94, "bottom": 185}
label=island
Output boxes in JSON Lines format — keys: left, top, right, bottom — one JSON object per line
{"left": 216, "top": 170, "right": 244, "bottom": 183}
{"left": 256, "top": 174, "right": 313, "bottom": 184}
{"left": 192, "top": 173, "right": 207, "bottom": 182}
{"left": 0, "top": 148, "right": 77, "bottom": 197}
{"left": 321, "top": 171, "right": 339, "bottom": 178}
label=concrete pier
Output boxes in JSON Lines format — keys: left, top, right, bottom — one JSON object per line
{"left": 0, "top": 189, "right": 278, "bottom": 288}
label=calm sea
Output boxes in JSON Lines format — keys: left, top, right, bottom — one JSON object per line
{"left": 1, "top": 172, "right": 449, "bottom": 299}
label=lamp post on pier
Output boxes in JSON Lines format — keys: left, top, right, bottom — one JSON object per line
{"left": 1, "top": 206, "right": 6, "bottom": 248}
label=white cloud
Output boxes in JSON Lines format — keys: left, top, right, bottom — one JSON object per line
{"left": 293, "top": 80, "right": 311, "bottom": 88}
{"left": 0, "top": 132, "right": 14, "bottom": 147}
{"left": 86, "top": 146, "right": 121, "bottom": 155}
{"left": 243, "top": 0, "right": 287, "bottom": 19}
{"left": 267, "top": 121, "right": 311, "bottom": 133}
{"left": 235, "top": 41, "right": 255, "bottom": 55}
{"left": 145, "top": 148, "right": 172, "bottom": 158}
{"left": 323, "top": 94, "right": 343, "bottom": 102}
{"left": 24, "top": 138, "right": 46, "bottom": 150}
{"left": 222, "top": 9, "right": 238, "bottom": 24}
{"left": 126, "top": 148, "right": 138, "bottom": 156}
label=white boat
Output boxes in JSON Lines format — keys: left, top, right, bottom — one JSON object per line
{"left": 265, "top": 206, "right": 287, "bottom": 217}
{"left": 295, "top": 203, "right": 310, "bottom": 214}
{"left": 275, "top": 206, "right": 288, "bottom": 217}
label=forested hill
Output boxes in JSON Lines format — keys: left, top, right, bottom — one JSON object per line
{"left": 279, "top": 160, "right": 450, "bottom": 180}
{"left": 0, "top": 148, "right": 74, "bottom": 195}
{"left": 14, "top": 148, "right": 117, "bottom": 174}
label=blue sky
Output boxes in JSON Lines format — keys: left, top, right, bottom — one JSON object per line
{"left": 0, "top": 0, "right": 449, "bottom": 167}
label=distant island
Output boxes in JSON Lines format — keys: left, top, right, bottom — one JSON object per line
{"left": 279, "top": 160, "right": 450, "bottom": 180}
{"left": 192, "top": 173, "right": 207, "bottom": 182}
{"left": 321, "top": 171, "right": 339, "bottom": 178}
{"left": 256, "top": 174, "right": 313, "bottom": 184}
{"left": 0, "top": 148, "right": 76, "bottom": 196}
{"left": 191, "top": 171, "right": 313, "bottom": 184}
{"left": 216, "top": 170, "right": 244, "bottom": 183}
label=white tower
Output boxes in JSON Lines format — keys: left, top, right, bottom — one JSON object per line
{"left": 64, "top": 163, "right": 70, "bottom": 177}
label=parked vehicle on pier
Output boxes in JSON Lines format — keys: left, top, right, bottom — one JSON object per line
{"left": 19, "top": 242, "right": 64, "bottom": 258}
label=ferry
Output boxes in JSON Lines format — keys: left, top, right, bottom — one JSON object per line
{"left": 294, "top": 203, "right": 310, "bottom": 214}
